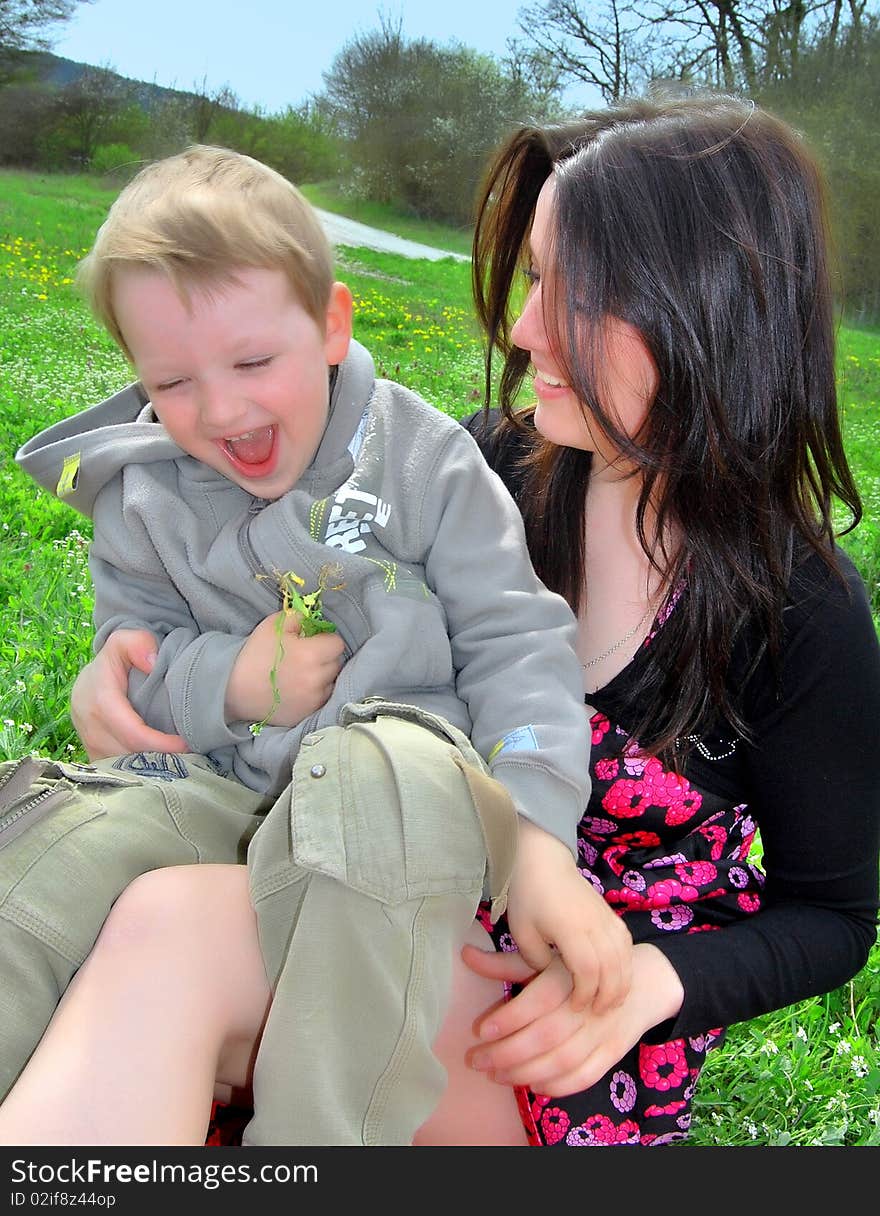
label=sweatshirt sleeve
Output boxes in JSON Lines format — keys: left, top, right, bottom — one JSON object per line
{"left": 420, "top": 424, "right": 589, "bottom": 854}
{"left": 647, "top": 556, "right": 880, "bottom": 1038}
{"left": 89, "top": 491, "right": 250, "bottom": 754}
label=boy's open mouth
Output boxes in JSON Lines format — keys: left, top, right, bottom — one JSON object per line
{"left": 222, "top": 426, "right": 277, "bottom": 473}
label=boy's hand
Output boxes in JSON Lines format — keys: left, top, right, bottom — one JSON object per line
{"left": 504, "top": 818, "right": 633, "bottom": 1014}
{"left": 226, "top": 610, "right": 345, "bottom": 729}
{"left": 71, "top": 629, "right": 188, "bottom": 760}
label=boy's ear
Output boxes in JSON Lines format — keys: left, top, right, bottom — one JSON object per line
{"left": 323, "top": 281, "right": 353, "bottom": 366}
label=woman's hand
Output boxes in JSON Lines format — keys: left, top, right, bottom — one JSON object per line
{"left": 70, "top": 629, "right": 188, "bottom": 760}
{"left": 463, "top": 942, "right": 685, "bottom": 1097}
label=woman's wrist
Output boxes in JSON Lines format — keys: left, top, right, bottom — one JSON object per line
{"left": 631, "top": 942, "right": 685, "bottom": 1027}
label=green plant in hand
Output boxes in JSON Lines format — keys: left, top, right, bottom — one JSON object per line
{"left": 249, "top": 563, "right": 344, "bottom": 736}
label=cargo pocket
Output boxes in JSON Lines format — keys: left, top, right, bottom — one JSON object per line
{"left": 0, "top": 755, "right": 147, "bottom": 904}
{"left": 287, "top": 716, "right": 488, "bottom": 906}
{"left": 0, "top": 756, "right": 139, "bottom": 854}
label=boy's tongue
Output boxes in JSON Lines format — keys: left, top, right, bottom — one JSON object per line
{"left": 225, "top": 426, "right": 275, "bottom": 466}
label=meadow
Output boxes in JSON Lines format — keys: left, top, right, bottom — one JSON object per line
{"left": 1, "top": 168, "right": 878, "bottom": 1146}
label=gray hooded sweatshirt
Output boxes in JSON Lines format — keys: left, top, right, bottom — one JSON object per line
{"left": 17, "top": 340, "right": 589, "bottom": 852}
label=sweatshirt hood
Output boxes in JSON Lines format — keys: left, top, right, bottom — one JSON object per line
{"left": 15, "top": 339, "right": 377, "bottom": 518}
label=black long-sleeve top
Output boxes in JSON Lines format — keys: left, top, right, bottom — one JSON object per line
{"left": 465, "top": 409, "right": 880, "bottom": 1039}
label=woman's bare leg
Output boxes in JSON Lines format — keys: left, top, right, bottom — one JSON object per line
{"left": 0, "top": 864, "right": 269, "bottom": 1146}
{"left": 0, "top": 868, "right": 526, "bottom": 1146}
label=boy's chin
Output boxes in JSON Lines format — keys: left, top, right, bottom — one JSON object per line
{"left": 226, "top": 470, "right": 292, "bottom": 499}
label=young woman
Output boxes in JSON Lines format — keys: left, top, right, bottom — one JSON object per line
{"left": 2, "top": 93, "right": 878, "bottom": 1147}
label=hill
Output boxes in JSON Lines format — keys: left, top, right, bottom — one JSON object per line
{"left": 12, "top": 49, "right": 199, "bottom": 110}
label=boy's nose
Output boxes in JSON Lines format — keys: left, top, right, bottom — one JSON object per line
{"left": 196, "top": 381, "right": 246, "bottom": 431}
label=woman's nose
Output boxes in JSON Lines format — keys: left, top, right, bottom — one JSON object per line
{"left": 510, "top": 285, "right": 544, "bottom": 353}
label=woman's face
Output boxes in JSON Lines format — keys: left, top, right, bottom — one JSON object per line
{"left": 510, "top": 174, "right": 658, "bottom": 472}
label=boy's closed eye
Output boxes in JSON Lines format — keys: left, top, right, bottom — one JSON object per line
{"left": 151, "top": 357, "right": 274, "bottom": 393}
{"left": 236, "top": 356, "right": 274, "bottom": 371}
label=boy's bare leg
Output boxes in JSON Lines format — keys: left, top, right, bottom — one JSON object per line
{"left": 0, "top": 869, "right": 526, "bottom": 1146}
{"left": 0, "top": 865, "right": 270, "bottom": 1146}
{"left": 414, "top": 920, "right": 528, "bottom": 1146}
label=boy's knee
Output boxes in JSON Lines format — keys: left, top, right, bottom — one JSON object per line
{"left": 96, "top": 867, "right": 201, "bottom": 955}
{"left": 98, "top": 864, "right": 250, "bottom": 958}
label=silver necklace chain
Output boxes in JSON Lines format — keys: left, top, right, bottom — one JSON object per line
{"left": 581, "top": 603, "right": 654, "bottom": 670}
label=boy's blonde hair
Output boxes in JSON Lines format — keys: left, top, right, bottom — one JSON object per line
{"left": 77, "top": 145, "right": 335, "bottom": 359}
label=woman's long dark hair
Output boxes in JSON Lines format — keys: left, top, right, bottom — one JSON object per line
{"left": 472, "top": 95, "right": 862, "bottom": 758}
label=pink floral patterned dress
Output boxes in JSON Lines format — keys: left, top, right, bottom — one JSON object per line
{"left": 483, "top": 681, "right": 763, "bottom": 1146}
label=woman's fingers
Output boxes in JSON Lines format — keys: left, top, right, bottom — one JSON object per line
{"left": 491, "top": 1035, "right": 611, "bottom": 1097}
{"left": 71, "top": 630, "right": 188, "bottom": 758}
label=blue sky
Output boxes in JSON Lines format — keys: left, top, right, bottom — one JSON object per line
{"left": 52, "top": 0, "right": 592, "bottom": 115}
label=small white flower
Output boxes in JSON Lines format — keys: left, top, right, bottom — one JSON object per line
{"left": 836, "top": 1040, "right": 852, "bottom": 1056}
{"left": 850, "top": 1055, "right": 869, "bottom": 1077}
{"left": 744, "top": 1118, "right": 758, "bottom": 1138}
{"left": 868, "top": 1110, "right": 880, "bottom": 1126}
{"left": 760, "top": 1040, "right": 779, "bottom": 1055}
{"left": 796, "top": 1026, "right": 808, "bottom": 1042}
{"left": 3, "top": 718, "right": 14, "bottom": 727}
{"left": 66, "top": 743, "right": 76, "bottom": 752}
{"left": 20, "top": 723, "right": 33, "bottom": 733}
{"left": 829, "top": 1021, "right": 841, "bottom": 1034}
{"left": 803, "top": 1078, "right": 813, "bottom": 1091}
{"left": 15, "top": 679, "right": 25, "bottom": 692}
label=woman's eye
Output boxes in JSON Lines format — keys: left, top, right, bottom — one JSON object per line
{"left": 523, "top": 266, "right": 540, "bottom": 286}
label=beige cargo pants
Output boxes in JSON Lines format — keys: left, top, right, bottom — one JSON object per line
{"left": 0, "top": 698, "right": 517, "bottom": 1145}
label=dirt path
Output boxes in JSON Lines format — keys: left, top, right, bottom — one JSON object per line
{"left": 315, "top": 208, "right": 469, "bottom": 262}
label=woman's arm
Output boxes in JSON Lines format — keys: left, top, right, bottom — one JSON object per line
{"left": 651, "top": 551, "right": 880, "bottom": 1038}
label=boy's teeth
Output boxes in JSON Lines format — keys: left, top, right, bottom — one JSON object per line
{"left": 224, "top": 425, "right": 275, "bottom": 465}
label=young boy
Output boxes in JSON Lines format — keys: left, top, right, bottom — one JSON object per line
{"left": 6, "top": 146, "right": 624, "bottom": 1145}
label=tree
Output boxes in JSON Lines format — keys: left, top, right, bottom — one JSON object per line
{"left": 185, "top": 76, "right": 240, "bottom": 143}
{"left": 322, "top": 19, "right": 565, "bottom": 223}
{"left": 515, "top": 1, "right": 880, "bottom": 320}
{"left": 757, "top": 14, "right": 880, "bottom": 322}
{"left": 44, "top": 63, "right": 139, "bottom": 168}
{"left": 0, "top": 79, "right": 54, "bottom": 164}
{"left": 0, "top": 0, "right": 91, "bottom": 85}
{"left": 517, "top": 0, "right": 878, "bottom": 95}
{"left": 503, "top": 37, "right": 569, "bottom": 116}
{"left": 516, "top": 0, "right": 647, "bottom": 100}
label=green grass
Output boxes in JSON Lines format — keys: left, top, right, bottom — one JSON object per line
{"left": 2, "top": 168, "right": 879, "bottom": 1146}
